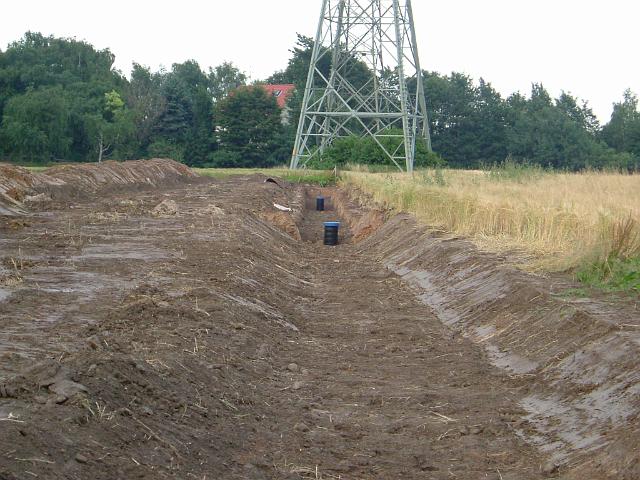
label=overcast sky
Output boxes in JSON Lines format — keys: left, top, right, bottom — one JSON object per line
{"left": 1, "top": 0, "right": 638, "bottom": 121}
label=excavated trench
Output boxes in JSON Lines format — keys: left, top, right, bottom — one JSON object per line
{"left": 278, "top": 182, "right": 640, "bottom": 480}
{"left": 0, "top": 164, "right": 638, "bottom": 480}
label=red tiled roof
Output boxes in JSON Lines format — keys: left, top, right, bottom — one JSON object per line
{"left": 261, "top": 84, "right": 296, "bottom": 108}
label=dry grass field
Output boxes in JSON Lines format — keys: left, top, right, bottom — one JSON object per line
{"left": 341, "top": 166, "right": 640, "bottom": 282}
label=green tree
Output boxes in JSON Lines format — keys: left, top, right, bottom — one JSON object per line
{"left": 0, "top": 32, "right": 129, "bottom": 162}
{"left": 214, "top": 87, "right": 283, "bottom": 167}
{"left": 0, "top": 32, "right": 123, "bottom": 109}
{"left": 423, "top": 72, "right": 487, "bottom": 167}
{"left": 471, "top": 79, "right": 510, "bottom": 164}
{"left": 506, "top": 84, "right": 606, "bottom": 169}
{"left": 602, "top": 89, "right": 640, "bottom": 157}
{"left": 267, "top": 35, "right": 330, "bottom": 89}
{"left": 556, "top": 91, "right": 600, "bottom": 135}
{"left": 0, "top": 86, "right": 71, "bottom": 162}
{"left": 208, "top": 62, "right": 247, "bottom": 103}
{"left": 125, "top": 63, "right": 166, "bottom": 156}
{"left": 267, "top": 34, "right": 371, "bottom": 125}
{"left": 270, "top": 34, "right": 370, "bottom": 90}
{"left": 151, "top": 60, "right": 214, "bottom": 166}
{"left": 85, "top": 90, "right": 135, "bottom": 162}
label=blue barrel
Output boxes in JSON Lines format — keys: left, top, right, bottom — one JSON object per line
{"left": 324, "top": 222, "right": 340, "bottom": 246}
{"left": 316, "top": 197, "right": 325, "bottom": 211}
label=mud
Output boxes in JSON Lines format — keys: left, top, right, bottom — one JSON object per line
{"left": 0, "top": 165, "right": 638, "bottom": 479}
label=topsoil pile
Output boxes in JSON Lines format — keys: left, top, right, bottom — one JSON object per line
{"left": 0, "top": 165, "right": 44, "bottom": 215}
{"left": 0, "top": 159, "right": 198, "bottom": 215}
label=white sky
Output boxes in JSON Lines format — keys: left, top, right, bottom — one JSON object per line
{"left": 1, "top": 0, "right": 638, "bottom": 122}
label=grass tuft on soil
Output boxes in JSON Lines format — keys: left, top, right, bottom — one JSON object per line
{"left": 577, "top": 256, "right": 640, "bottom": 293}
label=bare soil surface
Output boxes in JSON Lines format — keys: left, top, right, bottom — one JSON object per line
{"left": 0, "top": 163, "right": 638, "bottom": 479}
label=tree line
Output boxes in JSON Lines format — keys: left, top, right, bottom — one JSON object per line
{"left": 423, "top": 74, "right": 639, "bottom": 170}
{"left": 0, "top": 32, "right": 638, "bottom": 170}
{"left": 0, "top": 32, "right": 286, "bottom": 167}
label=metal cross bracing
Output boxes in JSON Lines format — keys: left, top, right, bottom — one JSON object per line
{"left": 290, "top": 0, "right": 431, "bottom": 172}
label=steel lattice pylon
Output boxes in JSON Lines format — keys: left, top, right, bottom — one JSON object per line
{"left": 290, "top": 0, "right": 431, "bottom": 172}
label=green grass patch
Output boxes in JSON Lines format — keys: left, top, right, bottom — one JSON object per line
{"left": 195, "top": 168, "right": 337, "bottom": 186}
{"left": 577, "top": 256, "right": 640, "bottom": 293}
{"left": 278, "top": 172, "right": 337, "bottom": 187}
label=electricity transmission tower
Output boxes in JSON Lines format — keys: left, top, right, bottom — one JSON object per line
{"left": 290, "top": 0, "right": 431, "bottom": 172}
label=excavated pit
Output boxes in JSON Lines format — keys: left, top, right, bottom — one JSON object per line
{"left": 0, "top": 166, "right": 638, "bottom": 480}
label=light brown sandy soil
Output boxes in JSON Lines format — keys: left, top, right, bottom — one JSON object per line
{"left": 0, "top": 162, "right": 638, "bottom": 479}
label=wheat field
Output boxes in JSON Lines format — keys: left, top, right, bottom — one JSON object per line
{"left": 341, "top": 168, "right": 640, "bottom": 272}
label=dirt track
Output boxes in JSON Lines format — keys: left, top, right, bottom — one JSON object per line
{"left": 0, "top": 165, "right": 638, "bottom": 479}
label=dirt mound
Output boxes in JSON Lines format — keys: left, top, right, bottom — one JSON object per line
{"left": 151, "top": 199, "right": 179, "bottom": 217}
{"left": 0, "top": 164, "right": 45, "bottom": 216}
{"left": 0, "top": 159, "right": 198, "bottom": 216}
{"left": 42, "top": 158, "right": 198, "bottom": 200}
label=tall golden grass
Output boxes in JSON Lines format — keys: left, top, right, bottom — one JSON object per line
{"left": 341, "top": 168, "right": 640, "bottom": 271}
